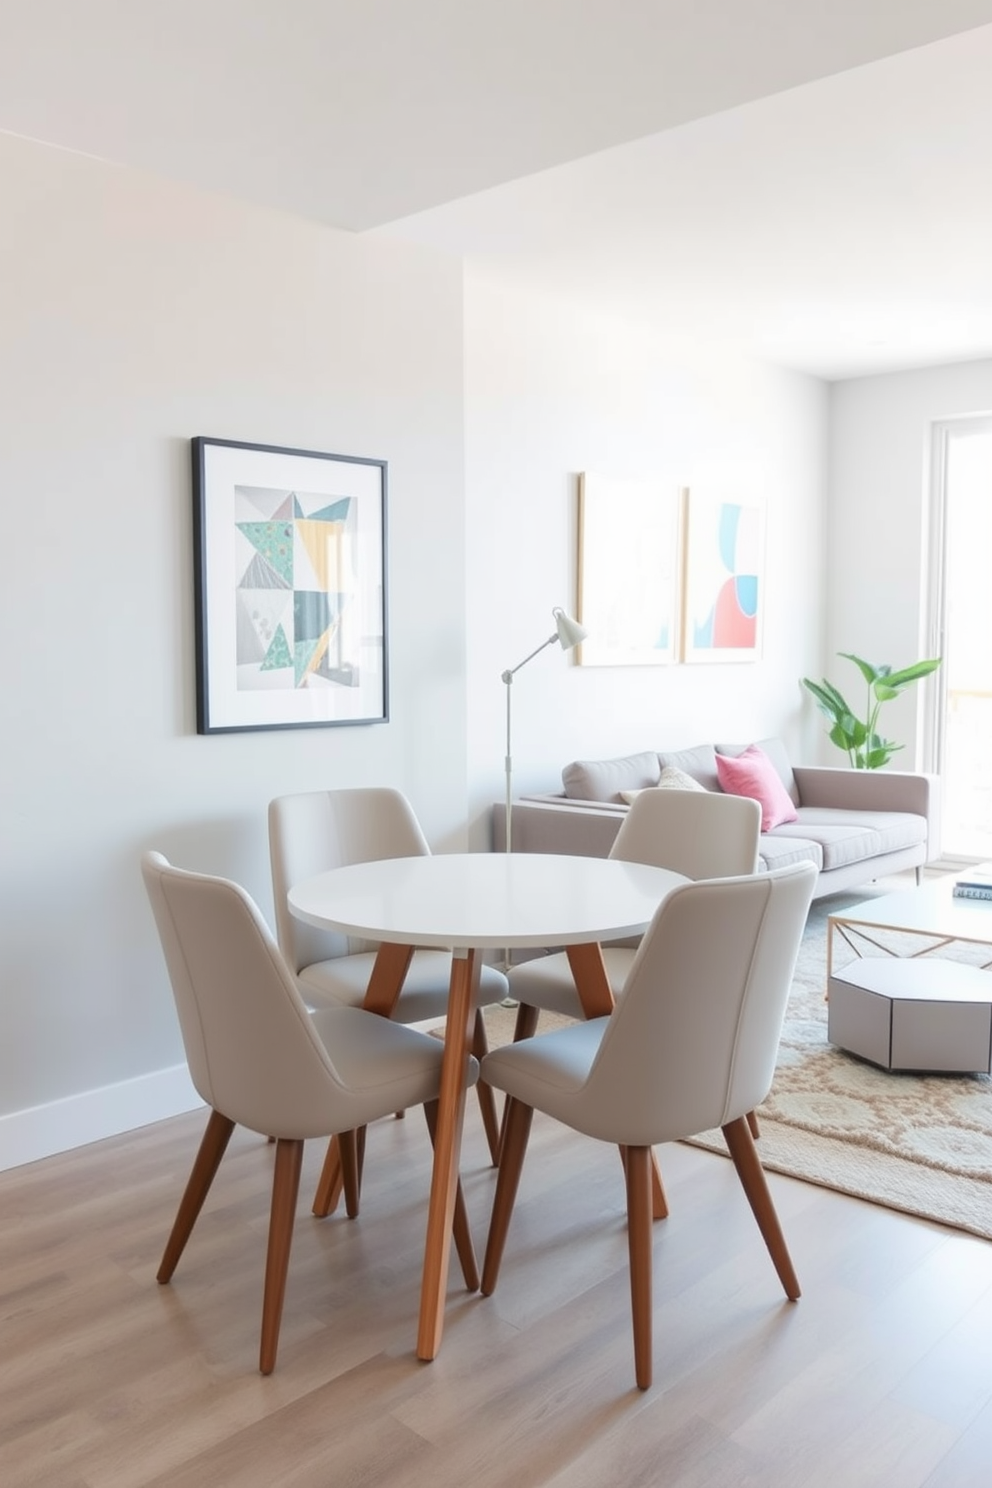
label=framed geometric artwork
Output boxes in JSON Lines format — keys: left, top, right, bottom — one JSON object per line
{"left": 191, "top": 436, "right": 388, "bottom": 733}
{"left": 576, "top": 473, "right": 682, "bottom": 666}
{"left": 680, "top": 491, "right": 764, "bottom": 663}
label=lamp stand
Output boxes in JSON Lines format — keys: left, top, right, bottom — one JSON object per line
{"left": 498, "top": 607, "right": 588, "bottom": 977}
{"left": 502, "top": 633, "right": 557, "bottom": 856}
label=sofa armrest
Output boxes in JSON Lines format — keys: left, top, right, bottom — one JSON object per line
{"left": 792, "top": 765, "right": 941, "bottom": 859}
{"left": 492, "top": 798, "right": 625, "bottom": 858}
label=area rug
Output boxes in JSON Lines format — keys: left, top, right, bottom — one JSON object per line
{"left": 483, "top": 883, "right": 992, "bottom": 1241}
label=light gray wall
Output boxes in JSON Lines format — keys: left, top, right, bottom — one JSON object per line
{"left": 0, "top": 134, "right": 468, "bottom": 1160}
{"left": 0, "top": 131, "right": 837, "bottom": 1169}
{"left": 827, "top": 360, "right": 992, "bottom": 767}
{"left": 463, "top": 276, "right": 830, "bottom": 844}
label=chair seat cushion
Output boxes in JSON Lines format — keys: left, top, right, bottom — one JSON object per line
{"left": 302, "top": 1006, "right": 479, "bottom": 1134}
{"left": 507, "top": 946, "right": 636, "bottom": 1018}
{"left": 299, "top": 950, "right": 508, "bottom": 1019}
{"left": 484, "top": 1016, "right": 606, "bottom": 1096}
{"left": 482, "top": 1018, "right": 611, "bottom": 1134}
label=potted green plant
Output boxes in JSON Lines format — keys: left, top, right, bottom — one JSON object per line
{"left": 801, "top": 652, "right": 941, "bottom": 769}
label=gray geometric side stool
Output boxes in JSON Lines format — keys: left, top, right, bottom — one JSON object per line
{"left": 828, "top": 958, "right": 992, "bottom": 1074}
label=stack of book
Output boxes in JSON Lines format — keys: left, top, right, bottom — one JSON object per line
{"left": 952, "top": 865, "right": 992, "bottom": 901}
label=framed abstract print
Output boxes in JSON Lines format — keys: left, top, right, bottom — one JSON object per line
{"left": 681, "top": 492, "right": 764, "bottom": 663}
{"left": 192, "top": 436, "right": 387, "bottom": 732}
{"left": 577, "top": 473, "right": 681, "bottom": 666}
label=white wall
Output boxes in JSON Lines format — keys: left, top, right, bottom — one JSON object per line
{"left": 0, "top": 133, "right": 835, "bottom": 1169}
{"left": 827, "top": 360, "right": 992, "bottom": 767}
{"left": 462, "top": 276, "right": 830, "bottom": 843}
{"left": 0, "top": 133, "right": 468, "bottom": 1163}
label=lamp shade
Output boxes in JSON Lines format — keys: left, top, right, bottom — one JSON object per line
{"left": 553, "top": 607, "right": 587, "bottom": 650}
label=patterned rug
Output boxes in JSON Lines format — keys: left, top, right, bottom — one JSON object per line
{"left": 484, "top": 880, "right": 992, "bottom": 1241}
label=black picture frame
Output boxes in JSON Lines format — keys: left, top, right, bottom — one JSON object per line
{"left": 192, "top": 436, "right": 388, "bottom": 734}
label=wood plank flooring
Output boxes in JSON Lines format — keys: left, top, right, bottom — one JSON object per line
{"left": 1, "top": 1098, "right": 991, "bottom": 1487}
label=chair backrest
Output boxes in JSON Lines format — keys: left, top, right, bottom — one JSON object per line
{"left": 141, "top": 851, "right": 349, "bottom": 1138}
{"left": 269, "top": 787, "right": 431, "bottom": 971}
{"left": 610, "top": 788, "right": 761, "bottom": 879}
{"left": 579, "top": 863, "right": 817, "bottom": 1147}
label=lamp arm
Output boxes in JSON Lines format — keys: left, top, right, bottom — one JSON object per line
{"left": 502, "top": 630, "right": 558, "bottom": 682}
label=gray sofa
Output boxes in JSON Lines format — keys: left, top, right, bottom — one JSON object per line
{"left": 492, "top": 737, "right": 941, "bottom": 900}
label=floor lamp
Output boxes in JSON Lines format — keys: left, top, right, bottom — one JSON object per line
{"left": 502, "top": 605, "right": 587, "bottom": 856}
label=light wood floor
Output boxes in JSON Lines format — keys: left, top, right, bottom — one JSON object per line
{"left": 2, "top": 1098, "right": 991, "bottom": 1488}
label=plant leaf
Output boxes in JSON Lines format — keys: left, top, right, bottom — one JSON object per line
{"left": 866, "top": 742, "right": 901, "bottom": 768}
{"left": 803, "top": 654, "right": 941, "bottom": 768}
{"left": 885, "top": 658, "right": 942, "bottom": 688}
{"left": 802, "top": 677, "right": 851, "bottom": 721}
{"left": 839, "top": 653, "right": 883, "bottom": 685}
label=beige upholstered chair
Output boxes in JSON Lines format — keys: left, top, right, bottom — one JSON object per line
{"left": 480, "top": 862, "right": 817, "bottom": 1389}
{"left": 141, "top": 851, "right": 480, "bottom": 1375}
{"left": 506, "top": 787, "right": 762, "bottom": 1031}
{"left": 269, "top": 787, "right": 507, "bottom": 1170}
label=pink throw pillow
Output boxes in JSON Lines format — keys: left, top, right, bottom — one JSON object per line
{"left": 715, "top": 744, "right": 799, "bottom": 832}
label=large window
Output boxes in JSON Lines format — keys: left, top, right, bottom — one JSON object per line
{"left": 926, "top": 418, "right": 992, "bottom": 861}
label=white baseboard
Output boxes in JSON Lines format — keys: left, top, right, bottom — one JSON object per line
{"left": 0, "top": 1064, "right": 204, "bottom": 1173}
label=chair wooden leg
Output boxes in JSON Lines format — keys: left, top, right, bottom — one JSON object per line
{"left": 746, "top": 1110, "right": 761, "bottom": 1140}
{"left": 157, "top": 1109, "right": 235, "bottom": 1283}
{"left": 722, "top": 1116, "right": 800, "bottom": 1301}
{"left": 649, "top": 1151, "right": 668, "bottom": 1219}
{"left": 339, "top": 1129, "right": 361, "bottom": 1218}
{"left": 512, "top": 1002, "right": 540, "bottom": 1041}
{"left": 494, "top": 1003, "right": 541, "bottom": 1161}
{"left": 481, "top": 1097, "right": 534, "bottom": 1295}
{"left": 313, "top": 1122, "right": 369, "bottom": 1217}
{"left": 625, "top": 1144, "right": 654, "bottom": 1390}
{"left": 313, "top": 1135, "right": 343, "bottom": 1217}
{"left": 618, "top": 1145, "right": 669, "bottom": 1221}
{"left": 471, "top": 1009, "right": 502, "bottom": 1166}
{"left": 423, "top": 1100, "right": 479, "bottom": 1292}
{"left": 259, "top": 1137, "right": 304, "bottom": 1375}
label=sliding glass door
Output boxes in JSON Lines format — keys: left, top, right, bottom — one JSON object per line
{"left": 926, "top": 418, "right": 992, "bottom": 861}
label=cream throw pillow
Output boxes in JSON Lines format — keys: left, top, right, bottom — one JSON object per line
{"left": 620, "top": 765, "right": 706, "bottom": 804}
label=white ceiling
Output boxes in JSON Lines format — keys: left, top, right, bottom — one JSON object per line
{"left": 4, "top": 0, "right": 992, "bottom": 379}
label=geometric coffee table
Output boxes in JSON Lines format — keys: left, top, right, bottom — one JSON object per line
{"left": 827, "top": 880, "right": 992, "bottom": 1074}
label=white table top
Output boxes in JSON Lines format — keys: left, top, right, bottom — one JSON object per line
{"left": 287, "top": 852, "right": 689, "bottom": 951}
{"left": 828, "top": 878, "right": 992, "bottom": 943}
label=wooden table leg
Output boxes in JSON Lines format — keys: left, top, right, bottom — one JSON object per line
{"left": 565, "top": 943, "right": 614, "bottom": 1018}
{"left": 362, "top": 942, "right": 416, "bottom": 1016}
{"left": 417, "top": 946, "right": 480, "bottom": 1361}
{"left": 566, "top": 943, "right": 668, "bottom": 1221}
{"left": 312, "top": 942, "right": 415, "bottom": 1219}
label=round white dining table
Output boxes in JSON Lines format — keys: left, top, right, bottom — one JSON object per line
{"left": 288, "top": 851, "right": 686, "bottom": 952}
{"left": 288, "top": 851, "right": 688, "bottom": 1360}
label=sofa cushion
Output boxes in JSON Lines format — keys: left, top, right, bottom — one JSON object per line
{"left": 715, "top": 744, "right": 800, "bottom": 831}
{"left": 716, "top": 736, "right": 800, "bottom": 805}
{"left": 655, "top": 743, "right": 720, "bottom": 793}
{"left": 562, "top": 750, "right": 661, "bottom": 803}
{"left": 757, "top": 834, "right": 823, "bottom": 873}
{"left": 620, "top": 765, "right": 706, "bottom": 803}
{"left": 779, "top": 808, "right": 926, "bottom": 871}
